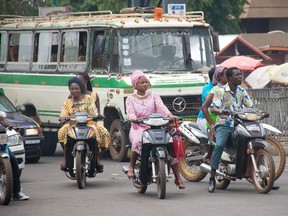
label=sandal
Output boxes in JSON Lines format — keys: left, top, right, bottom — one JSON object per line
{"left": 127, "top": 167, "right": 135, "bottom": 179}
{"left": 174, "top": 179, "right": 185, "bottom": 189}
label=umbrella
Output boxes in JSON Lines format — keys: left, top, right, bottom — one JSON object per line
{"left": 245, "top": 65, "right": 275, "bottom": 89}
{"left": 269, "top": 62, "right": 288, "bottom": 84}
{"left": 220, "top": 56, "right": 264, "bottom": 71}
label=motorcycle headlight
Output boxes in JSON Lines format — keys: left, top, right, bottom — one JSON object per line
{"left": 26, "top": 128, "right": 39, "bottom": 136}
{"left": 8, "top": 134, "right": 22, "bottom": 146}
{"left": 0, "top": 134, "right": 8, "bottom": 144}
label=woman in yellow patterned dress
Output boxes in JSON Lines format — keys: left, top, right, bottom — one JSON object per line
{"left": 76, "top": 72, "right": 111, "bottom": 171}
{"left": 58, "top": 77, "right": 109, "bottom": 172}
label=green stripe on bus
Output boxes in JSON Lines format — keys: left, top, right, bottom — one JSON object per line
{"left": 0, "top": 73, "right": 205, "bottom": 88}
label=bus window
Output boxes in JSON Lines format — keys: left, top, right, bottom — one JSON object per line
{"left": 92, "top": 30, "right": 110, "bottom": 70}
{"left": 111, "top": 35, "right": 120, "bottom": 72}
{"left": 7, "top": 32, "right": 32, "bottom": 71}
{"left": 0, "top": 32, "right": 7, "bottom": 69}
{"left": 32, "top": 31, "right": 59, "bottom": 71}
{"left": 59, "top": 30, "right": 87, "bottom": 72}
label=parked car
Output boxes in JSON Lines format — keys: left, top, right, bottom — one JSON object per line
{"left": 0, "top": 111, "right": 25, "bottom": 175}
{"left": 0, "top": 92, "right": 44, "bottom": 163}
{"left": 6, "top": 126, "right": 25, "bottom": 174}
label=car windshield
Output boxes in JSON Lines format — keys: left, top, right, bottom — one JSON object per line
{"left": 117, "top": 27, "right": 215, "bottom": 73}
{"left": 0, "top": 95, "right": 17, "bottom": 112}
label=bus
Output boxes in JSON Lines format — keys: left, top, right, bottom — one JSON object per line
{"left": 0, "top": 8, "right": 218, "bottom": 161}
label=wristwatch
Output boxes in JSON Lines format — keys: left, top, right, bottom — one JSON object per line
{"left": 219, "top": 110, "right": 222, "bottom": 114}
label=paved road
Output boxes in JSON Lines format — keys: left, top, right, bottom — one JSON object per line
{"left": 2, "top": 147, "right": 288, "bottom": 216}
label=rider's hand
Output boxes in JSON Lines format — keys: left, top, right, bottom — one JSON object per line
{"left": 262, "top": 111, "right": 270, "bottom": 118}
{"left": 222, "top": 109, "right": 230, "bottom": 115}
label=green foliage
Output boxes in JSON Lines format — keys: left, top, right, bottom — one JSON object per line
{"left": 0, "top": 0, "right": 42, "bottom": 16}
{"left": 187, "top": 0, "right": 248, "bottom": 34}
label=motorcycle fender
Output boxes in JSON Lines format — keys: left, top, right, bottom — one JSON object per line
{"left": 75, "top": 141, "right": 86, "bottom": 151}
{"left": 261, "top": 123, "right": 282, "bottom": 134}
{"left": 250, "top": 139, "right": 268, "bottom": 148}
{"left": 155, "top": 147, "right": 166, "bottom": 159}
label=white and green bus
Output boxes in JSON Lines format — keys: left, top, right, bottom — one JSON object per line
{"left": 0, "top": 8, "right": 218, "bottom": 161}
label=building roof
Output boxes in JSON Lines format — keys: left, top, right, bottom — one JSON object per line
{"left": 215, "top": 36, "right": 272, "bottom": 64}
{"left": 241, "top": 33, "right": 288, "bottom": 51}
{"left": 241, "top": 0, "right": 288, "bottom": 18}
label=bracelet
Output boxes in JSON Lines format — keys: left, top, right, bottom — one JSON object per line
{"left": 210, "top": 123, "right": 215, "bottom": 128}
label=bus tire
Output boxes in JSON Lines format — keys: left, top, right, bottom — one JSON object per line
{"left": 109, "top": 119, "right": 128, "bottom": 162}
{"left": 42, "top": 131, "right": 57, "bottom": 156}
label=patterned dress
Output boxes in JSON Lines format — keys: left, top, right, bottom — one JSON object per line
{"left": 57, "top": 94, "right": 110, "bottom": 150}
{"left": 125, "top": 92, "right": 172, "bottom": 154}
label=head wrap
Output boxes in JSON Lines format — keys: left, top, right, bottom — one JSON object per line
{"left": 131, "top": 70, "right": 148, "bottom": 87}
{"left": 212, "top": 66, "right": 226, "bottom": 85}
{"left": 68, "top": 77, "right": 83, "bottom": 91}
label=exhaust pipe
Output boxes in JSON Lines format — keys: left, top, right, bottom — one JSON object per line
{"left": 200, "top": 163, "right": 227, "bottom": 178}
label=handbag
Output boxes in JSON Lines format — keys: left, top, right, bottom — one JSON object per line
{"left": 170, "top": 118, "right": 185, "bottom": 160}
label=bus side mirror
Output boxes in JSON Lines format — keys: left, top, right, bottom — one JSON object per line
{"left": 212, "top": 31, "right": 220, "bottom": 52}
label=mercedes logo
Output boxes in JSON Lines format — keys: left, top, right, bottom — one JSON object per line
{"left": 172, "top": 97, "right": 186, "bottom": 112}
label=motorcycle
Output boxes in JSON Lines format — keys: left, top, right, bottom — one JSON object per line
{"left": 122, "top": 114, "right": 173, "bottom": 199}
{"left": 178, "top": 113, "right": 285, "bottom": 183}
{"left": 200, "top": 107, "right": 275, "bottom": 194}
{"left": 0, "top": 112, "right": 13, "bottom": 205}
{"left": 62, "top": 112, "right": 100, "bottom": 189}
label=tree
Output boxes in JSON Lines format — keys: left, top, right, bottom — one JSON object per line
{"left": 187, "top": 0, "right": 248, "bottom": 34}
{"left": 0, "top": 0, "right": 45, "bottom": 16}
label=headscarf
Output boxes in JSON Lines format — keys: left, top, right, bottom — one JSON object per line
{"left": 68, "top": 77, "right": 83, "bottom": 91}
{"left": 131, "top": 70, "right": 148, "bottom": 87}
{"left": 212, "top": 66, "right": 226, "bottom": 85}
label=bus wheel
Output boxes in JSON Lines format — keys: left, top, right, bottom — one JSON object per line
{"left": 42, "top": 131, "right": 57, "bottom": 156}
{"left": 109, "top": 119, "right": 128, "bottom": 162}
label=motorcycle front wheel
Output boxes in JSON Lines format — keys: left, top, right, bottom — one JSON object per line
{"left": 252, "top": 149, "right": 275, "bottom": 194}
{"left": 179, "top": 138, "right": 207, "bottom": 182}
{"left": 0, "top": 158, "right": 13, "bottom": 205}
{"left": 76, "top": 151, "right": 86, "bottom": 189}
{"left": 265, "top": 136, "right": 286, "bottom": 181}
{"left": 156, "top": 158, "right": 166, "bottom": 199}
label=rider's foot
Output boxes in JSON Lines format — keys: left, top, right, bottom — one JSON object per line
{"left": 96, "top": 164, "right": 104, "bottom": 173}
{"left": 12, "top": 191, "right": 29, "bottom": 201}
{"left": 127, "top": 167, "right": 135, "bottom": 179}
{"left": 174, "top": 179, "right": 185, "bottom": 189}
{"left": 208, "top": 177, "right": 216, "bottom": 193}
{"left": 60, "top": 161, "right": 68, "bottom": 172}
{"left": 272, "top": 185, "right": 280, "bottom": 190}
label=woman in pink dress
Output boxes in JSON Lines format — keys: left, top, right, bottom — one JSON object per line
{"left": 125, "top": 70, "right": 185, "bottom": 189}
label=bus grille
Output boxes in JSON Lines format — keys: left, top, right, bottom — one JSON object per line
{"left": 161, "top": 95, "right": 201, "bottom": 117}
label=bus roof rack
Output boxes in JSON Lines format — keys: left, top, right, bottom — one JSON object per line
{"left": 0, "top": 8, "right": 205, "bottom": 24}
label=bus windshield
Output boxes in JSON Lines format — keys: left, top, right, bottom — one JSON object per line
{"left": 118, "top": 27, "right": 215, "bottom": 73}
